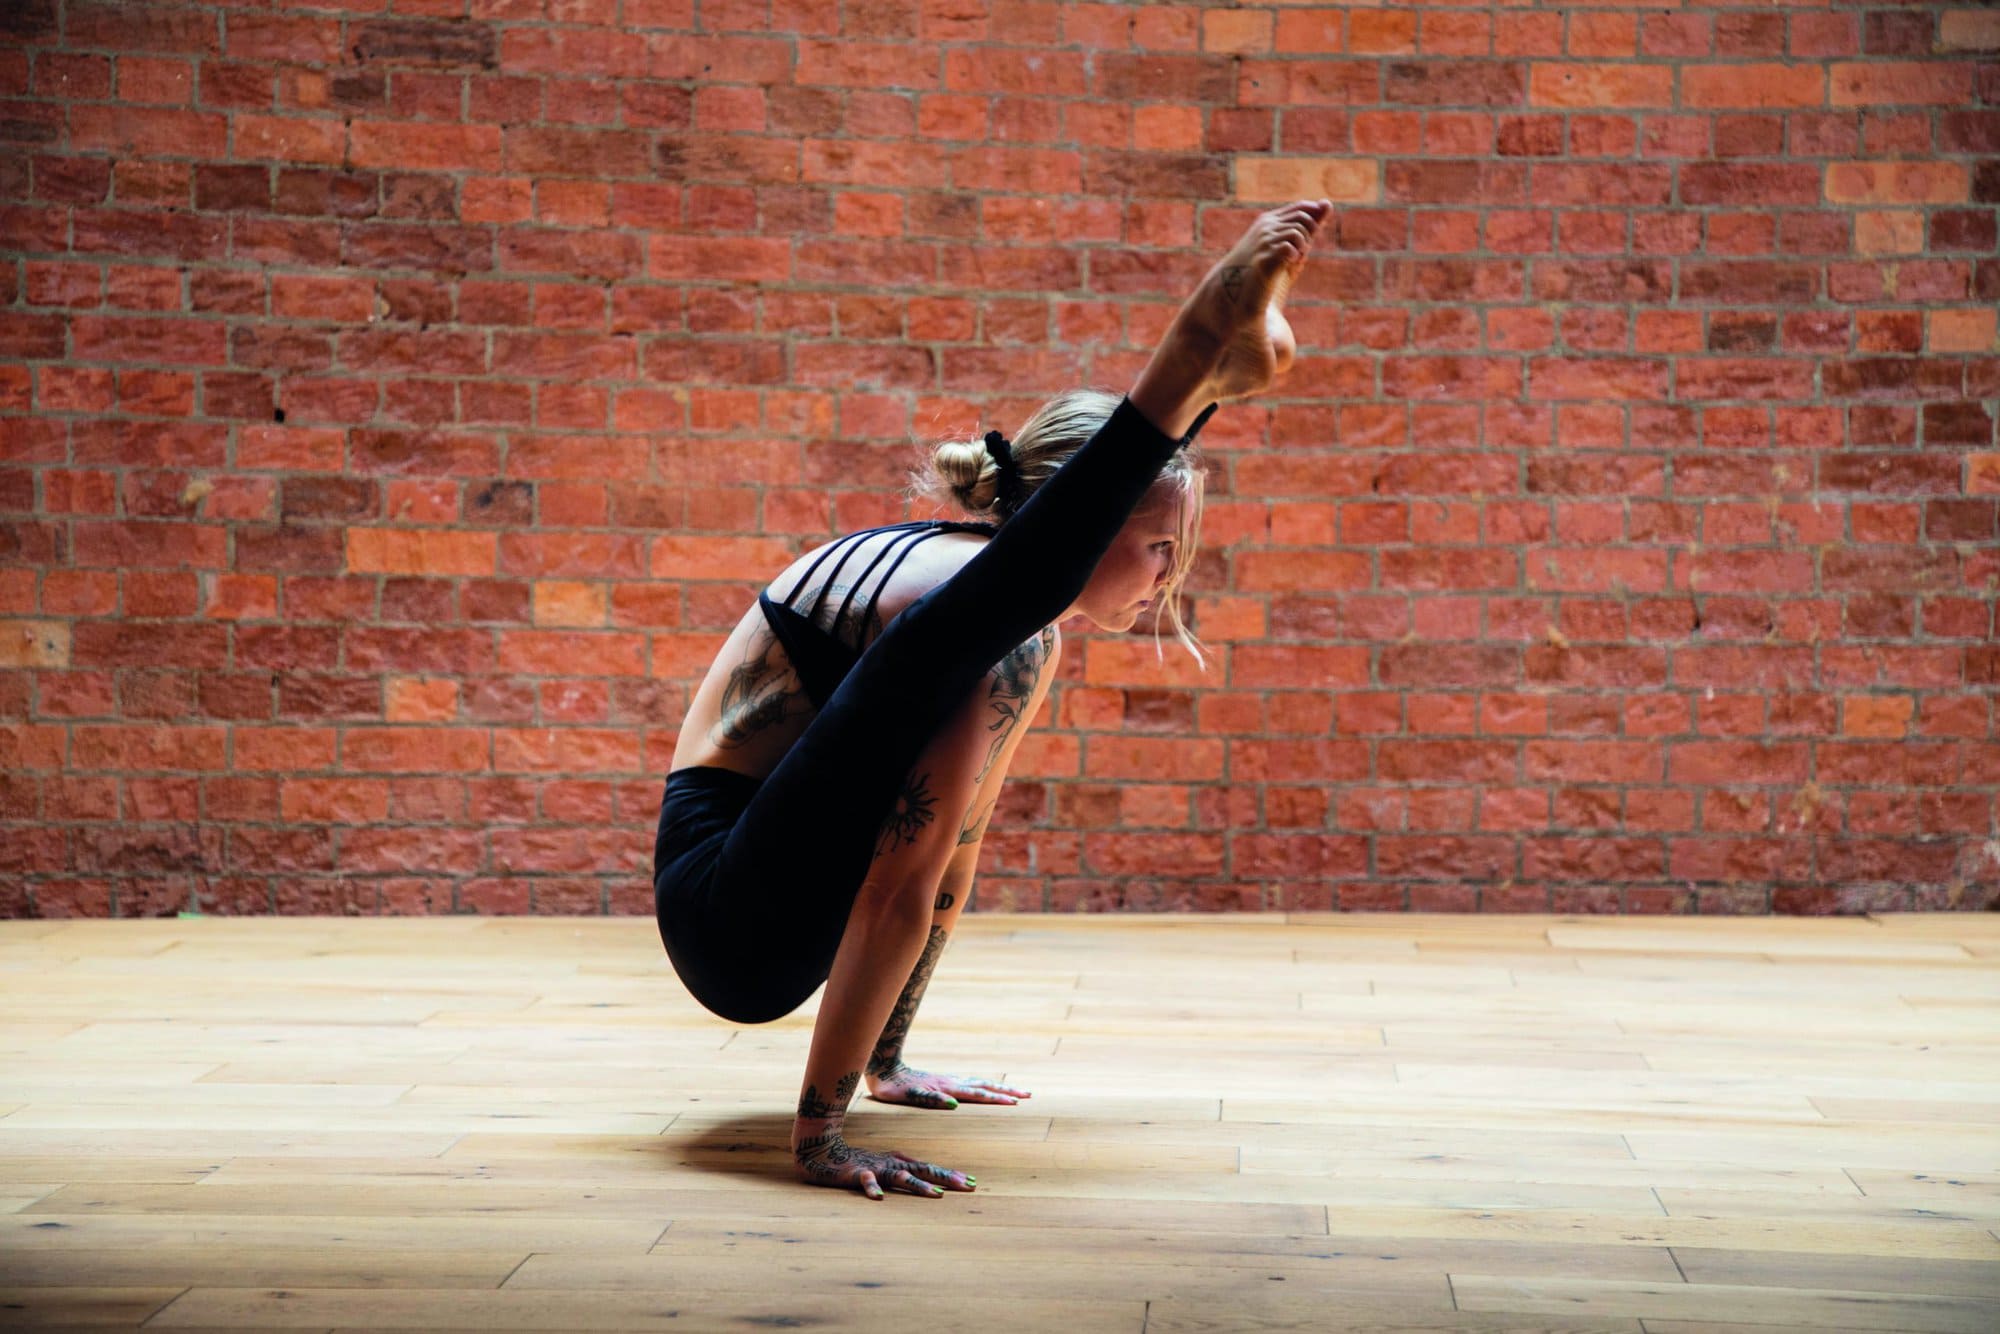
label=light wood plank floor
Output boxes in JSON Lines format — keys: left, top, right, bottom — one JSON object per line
{"left": 1, "top": 913, "right": 1996, "bottom": 1332}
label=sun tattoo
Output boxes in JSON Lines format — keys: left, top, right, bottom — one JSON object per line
{"left": 876, "top": 770, "right": 938, "bottom": 857}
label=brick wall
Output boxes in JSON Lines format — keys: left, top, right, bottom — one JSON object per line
{"left": 2, "top": 1, "right": 1996, "bottom": 918}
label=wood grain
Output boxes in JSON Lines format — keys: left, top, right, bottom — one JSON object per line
{"left": 2, "top": 912, "right": 1996, "bottom": 1331}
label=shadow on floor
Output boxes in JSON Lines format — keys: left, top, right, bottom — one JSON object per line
{"left": 663, "top": 1113, "right": 798, "bottom": 1183}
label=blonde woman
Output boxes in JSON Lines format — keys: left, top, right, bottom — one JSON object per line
{"left": 655, "top": 200, "right": 1331, "bottom": 1199}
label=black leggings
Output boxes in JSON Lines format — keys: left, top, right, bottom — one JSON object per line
{"left": 654, "top": 396, "right": 1202, "bottom": 1023}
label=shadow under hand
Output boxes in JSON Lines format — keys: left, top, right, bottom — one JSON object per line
{"left": 664, "top": 1107, "right": 923, "bottom": 1186}
{"left": 667, "top": 1112, "right": 798, "bottom": 1185}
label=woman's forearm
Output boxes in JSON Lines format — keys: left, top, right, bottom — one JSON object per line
{"left": 792, "top": 882, "right": 935, "bottom": 1145}
{"left": 867, "top": 922, "right": 948, "bottom": 1080}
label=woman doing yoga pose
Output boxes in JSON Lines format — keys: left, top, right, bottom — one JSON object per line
{"left": 655, "top": 200, "right": 1332, "bottom": 1199}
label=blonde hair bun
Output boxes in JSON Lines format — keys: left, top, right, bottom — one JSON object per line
{"left": 927, "top": 438, "right": 1005, "bottom": 516}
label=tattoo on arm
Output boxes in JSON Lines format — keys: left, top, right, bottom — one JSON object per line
{"left": 875, "top": 769, "right": 937, "bottom": 857}
{"left": 867, "top": 925, "right": 948, "bottom": 1079}
{"left": 1220, "top": 263, "right": 1247, "bottom": 303}
{"left": 957, "top": 797, "right": 993, "bottom": 846}
{"left": 797, "top": 1069, "right": 860, "bottom": 1121}
{"left": 974, "top": 629, "right": 1050, "bottom": 784}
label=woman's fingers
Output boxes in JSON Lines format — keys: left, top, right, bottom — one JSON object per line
{"left": 883, "top": 1166, "right": 943, "bottom": 1198}
{"left": 857, "top": 1168, "right": 883, "bottom": 1200}
{"left": 897, "top": 1156, "right": 974, "bottom": 1192}
{"left": 976, "top": 1079, "right": 1031, "bottom": 1095}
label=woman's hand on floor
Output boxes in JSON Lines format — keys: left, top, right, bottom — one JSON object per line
{"left": 793, "top": 1130, "right": 976, "bottom": 1199}
{"left": 867, "top": 1064, "right": 1032, "bottom": 1109}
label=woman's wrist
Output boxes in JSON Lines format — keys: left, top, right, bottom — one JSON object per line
{"left": 792, "top": 1110, "right": 845, "bottom": 1149}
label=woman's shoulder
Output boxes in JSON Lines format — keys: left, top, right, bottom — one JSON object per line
{"left": 869, "top": 519, "right": 994, "bottom": 609}
{"left": 766, "top": 519, "right": 994, "bottom": 637}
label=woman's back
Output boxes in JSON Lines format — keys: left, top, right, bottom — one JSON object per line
{"left": 670, "top": 521, "right": 996, "bottom": 780}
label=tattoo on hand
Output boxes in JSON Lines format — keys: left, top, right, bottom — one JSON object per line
{"left": 794, "top": 1130, "right": 852, "bottom": 1182}
{"left": 934, "top": 891, "right": 954, "bottom": 911}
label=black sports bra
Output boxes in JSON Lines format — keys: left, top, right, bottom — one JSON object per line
{"left": 756, "top": 520, "right": 998, "bottom": 709}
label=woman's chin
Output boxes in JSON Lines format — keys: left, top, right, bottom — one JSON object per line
{"left": 1067, "top": 602, "right": 1146, "bottom": 633}
{"left": 1107, "top": 606, "right": 1146, "bottom": 632}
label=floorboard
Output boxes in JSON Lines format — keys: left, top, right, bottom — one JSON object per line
{"left": 1, "top": 913, "right": 1996, "bottom": 1331}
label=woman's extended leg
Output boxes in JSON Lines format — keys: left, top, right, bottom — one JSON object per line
{"left": 661, "top": 200, "right": 1330, "bottom": 1021}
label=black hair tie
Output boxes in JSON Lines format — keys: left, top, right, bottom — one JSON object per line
{"left": 983, "top": 429, "right": 1021, "bottom": 513}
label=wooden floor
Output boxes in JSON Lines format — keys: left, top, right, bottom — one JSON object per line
{"left": 1, "top": 914, "right": 1996, "bottom": 1333}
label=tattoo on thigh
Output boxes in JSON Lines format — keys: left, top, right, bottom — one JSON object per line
{"left": 876, "top": 769, "right": 937, "bottom": 856}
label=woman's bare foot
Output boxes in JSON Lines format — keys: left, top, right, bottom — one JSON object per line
{"left": 1130, "top": 200, "right": 1331, "bottom": 434}
{"left": 1198, "top": 200, "right": 1329, "bottom": 399}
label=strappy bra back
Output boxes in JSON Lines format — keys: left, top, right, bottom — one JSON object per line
{"left": 756, "top": 520, "right": 998, "bottom": 710}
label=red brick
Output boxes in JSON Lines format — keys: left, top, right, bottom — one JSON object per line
{"left": 347, "top": 529, "right": 496, "bottom": 577}
{"left": 1347, "top": 11, "right": 1414, "bottom": 55}
{"left": 1826, "top": 162, "right": 1970, "bottom": 206}
{"left": 17, "top": 1, "right": 2000, "bottom": 919}
{"left": 342, "top": 728, "right": 489, "bottom": 774}
{"left": 1683, "top": 63, "right": 1823, "bottom": 109}
{"left": 1529, "top": 62, "right": 1672, "bottom": 108}
{"left": 1830, "top": 61, "right": 1976, "bottom": 107}
{"left": 1941, "top": 10, "right": 2000, "bottom": 51}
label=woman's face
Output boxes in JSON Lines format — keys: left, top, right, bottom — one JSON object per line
{"left": 1064, "top": 480, "right": 1188, "bottom": 632}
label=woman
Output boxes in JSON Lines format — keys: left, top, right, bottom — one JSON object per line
{"left": 655, "top": 200, "right": 1332, "bottom": 1199}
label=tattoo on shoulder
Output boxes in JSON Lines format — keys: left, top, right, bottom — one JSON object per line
{"left": 711, "top": 576, "right": 893, "bottom": 751}
{"left": 712, "top": 636, "right": 803, "bottom": 750}
{"left": 876, "top": 769, "right": 938, "bottom": 857}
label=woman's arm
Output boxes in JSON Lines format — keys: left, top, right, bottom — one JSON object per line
{"left": 864, "top": 626, "right": 1059, "bottom": 1108}
{"left": 789, "top": 629, "right": 1056, "bottom": 1197}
